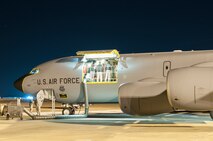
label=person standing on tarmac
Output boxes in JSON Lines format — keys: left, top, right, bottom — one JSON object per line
{"left": 105, "top": 61, "right": 112, "bottom": 82}
{"left": 29, "top": 99, "right": 34, "bottom": 112}
{"left": 96, "top": 61, "right": 103, "bottom": 82}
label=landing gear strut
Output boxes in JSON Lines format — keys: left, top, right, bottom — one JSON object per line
{"left": 55, "top": 82, "right": 89, "bottom": 118}
{"left": 210, "top": 111, "right": 213, "bottom": 120}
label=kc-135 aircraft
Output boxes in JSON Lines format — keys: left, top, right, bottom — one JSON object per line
{"left": 14, "top": 49, "right": 213, "bottom": 119}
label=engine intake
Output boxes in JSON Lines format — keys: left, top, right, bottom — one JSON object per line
{"left": 119, "top": 80, "right": 173, "bottom": 115}
{"left": 167, "top": 67, "right": 213, "bottom": 111}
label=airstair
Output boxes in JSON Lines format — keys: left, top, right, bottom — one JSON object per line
{"left": 23, "top": 108, "right": 55, "bottom": 120}
{"left": 21, "top": 82, "right": 89, "bottom": 120}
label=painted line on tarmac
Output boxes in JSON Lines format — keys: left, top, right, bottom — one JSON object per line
{"left": 123, "top": 126, "right": 130, "bottom": 129}
{"left": 133, "top": 120, "right": 140, "bottom": 124}
{"left": 97, "top": 126, "right": 106, "bottom": 129}
{"left": 115, "top": 121, "right": 122, "bottom": 123}
{"left": 64, "top": 118, "right": 153, "bottom": 121}
{"left": 204, "top": 121, "right": 213, "bottom": 124}
{"left": 125, "top": 123, "right": 213, "bottom": 127}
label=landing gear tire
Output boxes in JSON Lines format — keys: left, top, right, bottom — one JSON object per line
{"left": 62, "top": 107, "right": 75, "bottom": 115}
{"left": 6, "top": 114, "right": 10, "bottom": 120}
{"left": 210, "top": 111, "right": 213, "bottom": 120}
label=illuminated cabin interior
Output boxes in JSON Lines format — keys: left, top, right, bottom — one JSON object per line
{"left": 76, "top": 50, "right": 120, "bottom": 84}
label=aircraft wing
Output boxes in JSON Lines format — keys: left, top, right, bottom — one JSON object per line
{"left": 192, "top": 61, "right": 213, "bottom": 68}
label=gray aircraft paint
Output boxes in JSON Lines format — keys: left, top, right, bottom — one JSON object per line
{"left": 14, "top": 50, "right": 213, "bottom": 117}
{"left": 21, "top": 50, "right": 213, "bottom": 104}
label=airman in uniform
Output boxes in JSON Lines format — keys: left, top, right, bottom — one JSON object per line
{"left": 105, "top": 61, "right": 112, "bottom": 82}
{"left": 96, "top": 61, "right": 103, "bottom": 82}
{"left": 89, "top": 62, "right": 95, "bottom": 81}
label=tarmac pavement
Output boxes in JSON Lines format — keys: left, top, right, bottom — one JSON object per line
{"left": 0, "top": 104, "right": 213, "bottom": 141}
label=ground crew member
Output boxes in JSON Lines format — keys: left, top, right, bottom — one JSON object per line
{"left": 105, "top": 61, "right": 112, "bottom": 82}
{"left": 17, "top": 98, "right": 21, "bottom": 106}
{"left": 96, "top": 61, "right": 103, "bottom": 82}
{"left": 29, "top": 100, "right": 34, "bottom": 112}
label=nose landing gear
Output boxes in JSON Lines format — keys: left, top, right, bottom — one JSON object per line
{"left": 62, "top": 105, "right": 77, "bottom": 115}
{"left": 55, "top": 82, "right": 89, "bottom": 118}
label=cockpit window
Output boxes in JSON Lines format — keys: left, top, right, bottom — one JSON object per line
{"left": 29, "top": 68, "right": 39, "bottom": 75}
{"left": 56, "top": 57, "right": 83, "bottom": 63}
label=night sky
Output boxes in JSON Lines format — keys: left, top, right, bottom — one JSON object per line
{"left": 1, "top": 0, "right": 213, "bottom": 97}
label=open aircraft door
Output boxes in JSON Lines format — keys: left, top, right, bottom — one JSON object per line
{"left": 76, "top": 49, "right": 120, "bottom": 84}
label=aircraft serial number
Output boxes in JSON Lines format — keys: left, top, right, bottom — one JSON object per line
{"left": 37, "top": 77, "right": 80, "bottom": 85}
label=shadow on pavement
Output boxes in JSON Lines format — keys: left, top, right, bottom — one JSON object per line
{"left": 47, "top": 113, "right": 212, "bottom": 126}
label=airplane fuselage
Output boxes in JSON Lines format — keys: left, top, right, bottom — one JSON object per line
{"left": 17, "top": 50, "right": 213, "bottom": 104}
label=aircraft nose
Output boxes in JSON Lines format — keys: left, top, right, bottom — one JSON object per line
{"left": 14, "top": 74, "right": 28, "bottom": 92}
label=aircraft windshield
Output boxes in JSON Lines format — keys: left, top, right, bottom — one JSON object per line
{"left": 29, "top": 68, "right": 39, "bottom": 75}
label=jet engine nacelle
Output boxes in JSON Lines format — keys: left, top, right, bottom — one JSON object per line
{"left": 167, "top": 67, "right": 213, "bottom": 111}
{"left": 118, "top": 79, "right": 173, "bottom": 115}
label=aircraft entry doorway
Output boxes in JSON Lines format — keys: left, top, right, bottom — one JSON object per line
{"left": 76, "top": 50, "right": 120, "bottom": 84}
